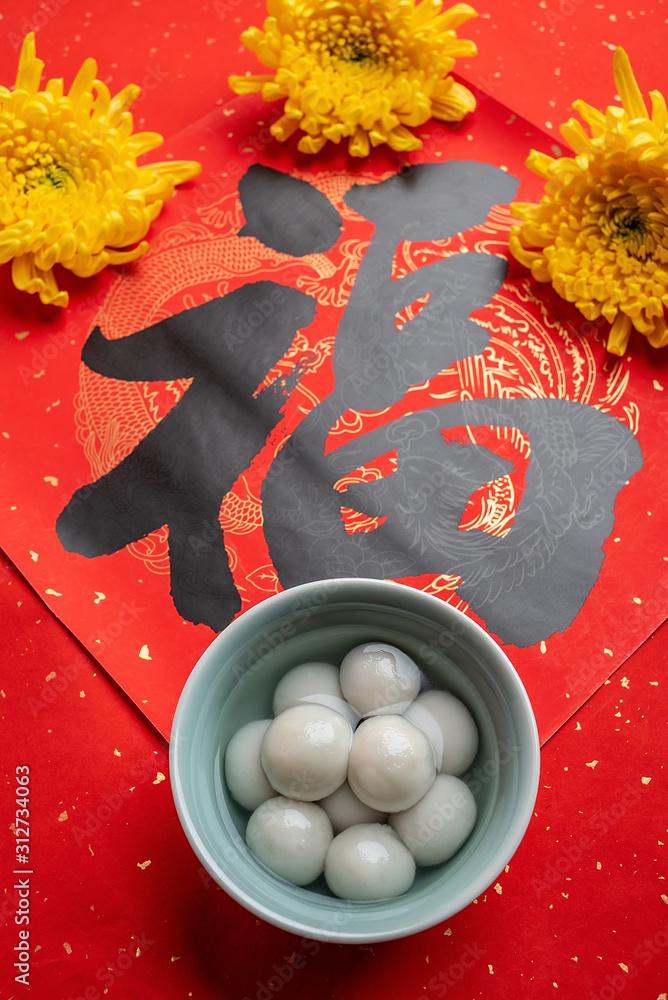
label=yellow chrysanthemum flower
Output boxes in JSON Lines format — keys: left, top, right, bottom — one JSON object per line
{"left": 229, "top": 0, "right": 478, "bottom": 157}
{"left": 0, "top": 34, "right": 201, "bottom": 307}
{"left": 509, "top": 47, "right": 668, "bottom": 356}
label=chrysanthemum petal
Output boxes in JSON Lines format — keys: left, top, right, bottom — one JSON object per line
{"left": 606, "top": 311, "right": 632, "bottom": 355}
{"left": 229, "top": 0, "right": 477, "bottom": 155}
{"left": 433, "top": 2, "right": 478, "bottom": 30}
{"left": 16, "top": 34, "right": 44, "bottom": 97}
{"left": 613, "top": 47, "right": 648, "bottom": 121}
{"left": 239, "top": 25, "right": 268, "bottom": 54}
{"left": 431, "top": 79, "right": 475, "bottom": 120}
{"left": 510, "top": 46, "right": 668, "bottom": 355}
{"left": 107, "top": 84, "right": 140, "bottom": 124}
{"left": 106, "top": 242, "right": 149, "bottom": 266}
{"left": 297, "top": 133, "right": 328, "bottom": 154}
{"left": 141, "top": 159, "right": 202, "bottom": 187}
{"left": 525, "top": 150, "right": 557, "bottom": 179}
{"left": 560, "top": 118, "right": 596, "bottom": 155}
{"left": 519, "top": 222, "right": 554, "bottom": 248}
{"left": 413, "top": 0, "right": 444, "bottom": 27}
{"left": 349, "top": 125, "right": 370, "bottom": 157}
{"left": 12, "top": 253, "right": 69, "bottom": 306}
{"left": 229, "top": 74, "right": 276, "bottom": 94}
{"left": 571, "top": 99, "right": 606, "bottom": 137}
{"left": 125, "top": 131, "right": 165, "bottom": 157}
{"left": 271, "top": 115, "right": 301, "bottom": 141}
{"left": 1, "top": 34, "right": 201, "bottom": 306}
{"left": 646, "top": 315, "right": 668, "bottom": 348}
{"left": 67, "top": 57, "right": 98, "bottom": 109}
{"left": 649, "top": 90, "right": 668, "bottom": 132}
{"left": 386, "top": 124, "right": 423, "bottom": 151}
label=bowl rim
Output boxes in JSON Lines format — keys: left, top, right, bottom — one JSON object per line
{"left": 170, "top": 577, "right": 540, "bottom": 943}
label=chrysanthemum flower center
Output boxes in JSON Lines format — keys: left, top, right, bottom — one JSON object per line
{"left": 332, "top": 28, "right": 375, "bottom": 63}
{"left": 1, "top": 32, "right": 200, "bottom": 307}
{"left": 6, "top": 136, "right": 68, "bottom": 195}
{"left": 605, "top": 204, "right": 667, "bottom": 262}
{"left": 305, "top": 12, "right": 397, "bottom": 66}
{"left": 229, "top": 0, "right": 478, "bottom": 157}
{"left": 509, "top": 46, "right": 668, "bottom": 354}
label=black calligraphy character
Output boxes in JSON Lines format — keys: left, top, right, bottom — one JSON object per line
{"left": 56, "top": 165, "right": 345, "bottom": 631}
{"left": 261, "top": 161, "right": 643, "bottom": 646}
{"left": 56, "top": 281, "right": 316, "bottom": 631}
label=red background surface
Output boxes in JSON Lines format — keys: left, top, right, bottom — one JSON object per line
{"left": 1, "top": 3, "right": 668, "bottom": 999}
{"left": 4, "top": 89, "right": 666, "bottom": 746}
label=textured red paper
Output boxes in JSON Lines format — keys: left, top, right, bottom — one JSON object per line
{"left": 1, "top": 90, "right": 668, "bottom": 743}
{"left": 1, "top": 5, "right": 666, "bottom": 1000}
{"left": 1, "top": 0, "right": 662, "bottom": 146}
{"left": 2, "top": 550, "right": 666, "bottom": 1000}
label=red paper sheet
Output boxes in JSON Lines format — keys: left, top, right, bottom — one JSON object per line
{"left": 3, "top": 545, "right": 667, "bottom": 1000}
{"left": 1, "top": 89, "right": 667, "bottom": 743}
{"left": 1, "top": 6, "right": 667, "bottom": 999}
{"left": 3, "top": 0, "right": 663, "bottom": 147}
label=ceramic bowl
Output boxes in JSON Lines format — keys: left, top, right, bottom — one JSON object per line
{"left": 170, "top": 578, "right": 539, "bottom": 943}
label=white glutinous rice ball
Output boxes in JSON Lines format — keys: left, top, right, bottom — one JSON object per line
{"left": 319, "top": 780, "right": 388, "bottom": 834}
{"left": 339, "top": 642, "right": 422, "bottom": 717}
{"left": 324, "top": 823, "right": 416, "bottom": 900}
{"left": 389, "top": 774, "right": 477, "bottom": 866}
{"left": 261, "top": 703, "right": 352, "bottom": 801}
{"left": 272, "top": 662, "right": 359, "bottom": 727}
{"left": 246, "top": 796, "right": 333, "bottom": 886}
{"left": 224, "top": 719, "right": 275, "bottom": 812}
{"left": 403, "top": 689, "right": 479, "bottom": 775}
{"left": 347, "top": 715, "right": 436, "bottom": 813}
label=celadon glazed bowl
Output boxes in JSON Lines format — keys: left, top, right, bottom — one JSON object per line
{"left": 170, "top": 578, "right": 540, "bottom": 943}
